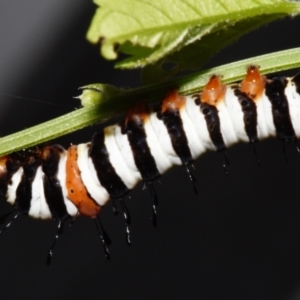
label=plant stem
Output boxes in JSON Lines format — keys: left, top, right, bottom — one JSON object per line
{"left": 0, "top": 47, "right": 299, "bottom": 156}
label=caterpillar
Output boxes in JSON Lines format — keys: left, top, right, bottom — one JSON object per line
{"left": 0, "top": 65, "right": 300, "bottom": 264}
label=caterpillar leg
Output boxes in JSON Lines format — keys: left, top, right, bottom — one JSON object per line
{"left": 47, "top": 220, "right": 66, "bottom": 265}
{"left": 94, "top": 216, "right": 111, "bottom": 260}
{"left": 0, "top": 212, "right": 19, "bottom": 234}
{"left": 118, "top": 198, "right": 131, "bottom": 245}
{"left": 147, "top": 182, "right": 158, "bottom": 227}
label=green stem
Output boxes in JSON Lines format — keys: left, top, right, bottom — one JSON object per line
{"left": 0, "top": 47, "right": 300, "bottom": 156}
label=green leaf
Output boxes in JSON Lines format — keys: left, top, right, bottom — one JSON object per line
{"left": 87, "top": 0, "right": 300, "bottom": 83}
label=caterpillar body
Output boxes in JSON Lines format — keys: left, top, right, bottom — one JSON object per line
{"left": 0, "top": 65, "right": 300, "bottom": 262}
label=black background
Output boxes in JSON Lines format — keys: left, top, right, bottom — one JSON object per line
{"left": 1, "top": 1, "right": 300, "bottom": 299}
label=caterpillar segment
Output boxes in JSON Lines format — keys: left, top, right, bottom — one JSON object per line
{"left": 0, "top": 65, "right": 300, "bottom": 263}
{"left": 66, "top": 145, "right": 101, "bottom": 218}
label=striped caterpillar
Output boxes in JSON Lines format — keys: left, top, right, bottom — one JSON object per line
{"left": 0, "top": 65, "right": 299, "bottom": 264}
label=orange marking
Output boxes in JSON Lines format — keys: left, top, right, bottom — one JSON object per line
{"left": 0, "top": 156, "right": 8, "bottom": 174}
{"left": 241, "top": 65, "right": 266, "bottom": 100}
{"left": 200, "top": 75, "right": 226, "bottom": 105}
{"left": 40, "top": 146, "right": 50, "bottom": 160}
{"left": 125, "top": 102, "right": 149, "bottom": 126}
{"left": 66, "top": 145, "right": 101, "bottom": 218}
{"left": 161, "top": 89, "right": 186, "bottom": 113}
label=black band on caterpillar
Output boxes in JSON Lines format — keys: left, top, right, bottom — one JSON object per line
{"left": 157, "top": 90, "right": 193, "bottom": 165}
{"left": 233, "top": 88, "right": 258, "bottom": 143}
{"left": 41, "top": 146, "right": 70, "bottom": 221}
{"left": 90, "top": 131, "right": 130, "bottom": 199}
{"left": 265, "top": 78, "right": 296, "bottom": 141}
{"left": 121, "top": 102, "right": 160, "bottom": 182}
{"left": 15, "top": 154, "right": 41, "bottom": 215}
